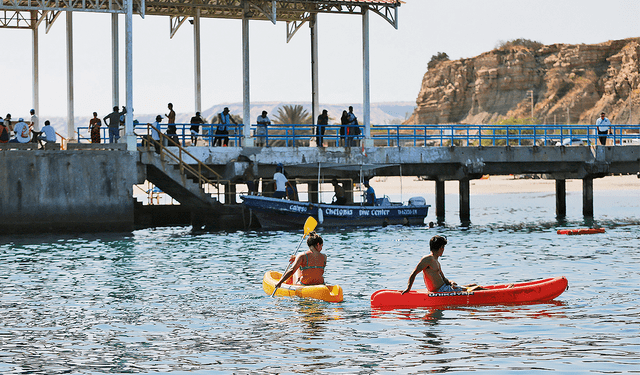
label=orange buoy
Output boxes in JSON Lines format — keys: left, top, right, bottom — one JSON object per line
{"left": 557, "top": 228, "right": 605, "bottom": 235}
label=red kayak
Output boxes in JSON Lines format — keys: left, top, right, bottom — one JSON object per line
{"left": 557, "top": 228, "right": 605, "bottom": 235}
{"left": 370, "top": 276, "right": 568, "bottom": 309}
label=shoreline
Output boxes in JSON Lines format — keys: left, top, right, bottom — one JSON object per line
{"left": 368, "top": 174, "right": 639, "bottom": 196}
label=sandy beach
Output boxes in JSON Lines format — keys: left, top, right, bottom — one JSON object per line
{"left": 368, "top": 174, "right": 640, "bottom": 196}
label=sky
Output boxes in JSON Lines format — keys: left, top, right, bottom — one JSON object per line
{"left": 1, "top": 0, "right": 639, "bottom": 119}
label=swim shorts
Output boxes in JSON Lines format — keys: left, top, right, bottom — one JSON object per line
{"left": 437, "top": 284, "right": 465, "bottom": 292}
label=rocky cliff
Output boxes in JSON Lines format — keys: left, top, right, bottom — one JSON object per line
{"left": 407, "top": 38, "right": 640, "bottom": 125}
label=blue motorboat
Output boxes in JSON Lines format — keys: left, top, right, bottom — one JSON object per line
{"left": 241, "top": 195, "right": 430, "bottom": 229}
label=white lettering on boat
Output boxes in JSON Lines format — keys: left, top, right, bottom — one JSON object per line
{"left": 325, "top": 208, "right": 353, "bottom": 216}
{"left": 428, "top": 291, "right": 473, "bottom": 297}
{"left": 399, "top": 209, "right": 418, "bottom": 215}
{"left": 359, "top": 209, "right": 391, "bottom": 216}
{"left": 289, "top": 205, "right": 307, "bottom": 213}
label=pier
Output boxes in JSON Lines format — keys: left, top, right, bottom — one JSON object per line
{"left": 2, "top": 124, "right": 638, "bottom": 233}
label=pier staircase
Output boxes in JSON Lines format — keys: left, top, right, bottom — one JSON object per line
{"left": 137, "top": 126, "right": 222, "bottom": 210}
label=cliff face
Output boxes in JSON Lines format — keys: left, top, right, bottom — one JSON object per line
{"left": 407, "top": 38, "right": 640, "bottom": 125}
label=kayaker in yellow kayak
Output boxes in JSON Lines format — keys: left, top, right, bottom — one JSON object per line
{"left": 275, "top": 232, "right": 326, "bottom": 287}
{"left": 401, "top": 235, "right": 465, "bottom": 294}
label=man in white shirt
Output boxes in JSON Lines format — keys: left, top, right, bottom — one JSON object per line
{"left": 596, "top": 112, "right": 611, "bottom": 145}
{"left": 272, "top": 165, "right": 288, "bottom": 199}
{"left": 256, "top": 110, "right": 270, "bottom": 147}
{"left": 149, "top": 115, "right": 163, "bottom": 153}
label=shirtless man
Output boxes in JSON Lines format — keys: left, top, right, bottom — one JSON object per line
{"left": 274, "top": 232, "right": 326, "bottom": 287}
{"left": 401, "top": 235, "right": 465, "bottom": 294}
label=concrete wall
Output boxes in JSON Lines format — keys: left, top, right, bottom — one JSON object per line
{"left": 0, "top": 150, "right": 142, "bottom": 234}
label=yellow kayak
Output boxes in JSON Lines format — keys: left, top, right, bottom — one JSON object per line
{"left": 262, "top": 271, "right": 343, "bottom": 303}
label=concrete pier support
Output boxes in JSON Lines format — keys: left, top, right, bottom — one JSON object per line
{"left": 583, "top": 177, "right": 594, "bottom": 217}
{"left": 459, "top": 178, "right": 470, "bottom": 225}
{"left": 435, "top": 180, "right": 445, "bottom": 223}
{"left": 308, "top": 182, "right": 319, "bottom": 203}
{"left": 555, "top": 179, "right": 566, "bottom": 218}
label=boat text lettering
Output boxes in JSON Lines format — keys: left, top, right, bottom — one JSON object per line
{"left": 399, "top": 209, "right": 418, "bottom": 215}
{"left": 325, "top": 208, "right": 353, "bottom": 216}
{"left": 358, "top": 209, "right": 391, "bottom": 217}
{"left": 289, "top": 205, "right": 308, "bottom": 213}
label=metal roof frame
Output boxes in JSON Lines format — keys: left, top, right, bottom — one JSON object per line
{"left": 1, "top": 1, "right": 399, "bottom": 34}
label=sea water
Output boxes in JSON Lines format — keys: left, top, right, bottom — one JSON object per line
{"left": 0, "top": 188, "right": 638, "bottom": 374}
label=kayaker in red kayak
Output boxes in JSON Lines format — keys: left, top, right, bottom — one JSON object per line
{"left": 275, "top": 232, "right": 327, "bottom": 287}
{"left": 401, "top": 235, "right": 465, "bottom": 294}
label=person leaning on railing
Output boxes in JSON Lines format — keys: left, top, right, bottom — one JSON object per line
{"left": 596, "top": 112, "right": 612, "bottom": 146}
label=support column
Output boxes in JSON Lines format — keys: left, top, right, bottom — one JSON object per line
{"left": 125, "top": 0, "right": 135, "bottom": 151}
{"left": 362, "top": 7, "right": 372, "bottom": 146}
{"left": 66, "top": 11, "right": 75, "bottom": 142}
{"left": 344, "top": 179, "right": 354, "bottom": 204}
{"left": 435, "top": 180, "right": 445, "bottom": 223}
{"left": 583, "top": 177, "right": 594, "bottom": 217}
{"left": 32, "top": 13, "right": 39, "bottom": 116}
{"left": 308, "top": 182, "right": 319, "bottom": 203}
{"left": 459, "top": 178, "right": 470, "bottom": 225}
{"left": 225, "top": 183, "right": 237, "bottom": 205}
{"left": 193, "top": 9, "right": 202, "bottom": 113}
{"left": 310, "top": 14, "right": 319, "bottom": 128}
{"left": 111, "top": 13, "right": 119, "bottom": 108}
{"left": 555, "top": 179, "right": 566, "bottom": 218}
{"left": 241, "top": 5, "right": 253, "bottom": 147}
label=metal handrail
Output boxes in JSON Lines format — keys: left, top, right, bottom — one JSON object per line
{"left": 79, "top": 123, "right": 640, "bottom": 147}
{"left": 137, "top": 124, "right": 223, "bottom": 191}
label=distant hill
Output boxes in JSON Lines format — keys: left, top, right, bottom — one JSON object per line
{"left": 46, "top": 102, "right": 415, "bottom": 138}
{"left": 407, "top": 37, "right": 640, "bottom": 125}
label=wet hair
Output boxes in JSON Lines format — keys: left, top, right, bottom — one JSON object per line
{"left": 430, "top": 235, "right": 447, "bottom": 252}
{"left": 307, "top": 232, "right": 323, "bottom": 248}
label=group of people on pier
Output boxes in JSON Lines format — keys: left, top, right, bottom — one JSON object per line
{"left": 0, "top": 109, "right": 56, "bottom": 147}
{"left": 86, "top": 103, "right": 363, "bottom": 148}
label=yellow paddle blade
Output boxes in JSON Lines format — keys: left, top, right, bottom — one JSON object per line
{"left": 303, "top": 216, "right": 318, "bottom": 237}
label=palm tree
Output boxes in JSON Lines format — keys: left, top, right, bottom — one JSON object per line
{"left": 272, "top": 104, "right": 312, "bottom": 125}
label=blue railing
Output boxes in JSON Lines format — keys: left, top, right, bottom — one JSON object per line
{"left": 77, "top": 124, "right": 640, "bottom": 147}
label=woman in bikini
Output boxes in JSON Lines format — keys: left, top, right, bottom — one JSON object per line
{"left": 274, "top": 232, "right": 326, "bottom": 287}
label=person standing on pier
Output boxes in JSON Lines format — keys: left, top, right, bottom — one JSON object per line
{"left": 340, "top": 110, "right": 348, "bottom": 147}
{"left": 364, "top": 179, "right": 376, "bottom": 206}
{"left": 104, "top": 106, "right": 126, "bottom": 143}
{"left": 215, "top": 107, "right": 237, "bottom": 147}
{"left": 29, "top": 109, "right": 42, "bottom": 146}
{"left": 89, "top": 112, "right": 102, "bottom": 143}
{"left": 401, "top": 235, "right": 466, "bottom": 294}
{"left": 0, "top": 119, "right": 9, "bottom": 143}
{"left": 165, "top": 103, "right": 179, "bottom": 146}
{"left": 596, "top": 112, "right": 611, "bottom": 146}
{"left": 256, "top": 110, "right": 270, "bottom": 147}
{"left": 346, "top": 106, "right": 358, "bottom": 147}
{"left": 316, "top": 109, "right": 329, "bottom": 147}
{"left": 190, "top": 111, "right": 204, "bottom": 146}
{"left": 4, "top": 114, "right": 12, "bottom": 134}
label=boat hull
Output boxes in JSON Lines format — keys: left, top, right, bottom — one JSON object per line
{"left": 370, "top": 276, "right": 568, "bottom": 309}
{"left": 242, "top": 195, "right": 429, "bottom": 229}
{"left": 263, "top": 271, "right": 343, "bottom": 303}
